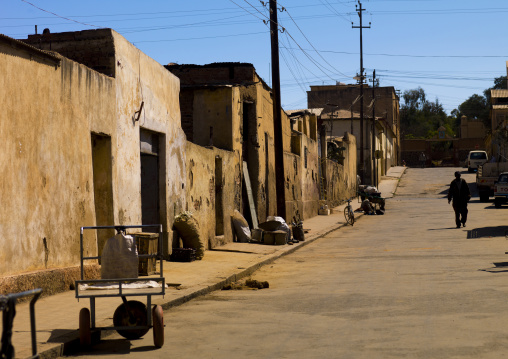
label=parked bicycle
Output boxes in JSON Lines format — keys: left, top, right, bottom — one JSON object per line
{"left": 344, "top": 198, "right": 354, "bottom": 225}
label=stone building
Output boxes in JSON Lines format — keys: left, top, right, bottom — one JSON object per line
{"left": 316, "top": 107, "right": 391, "bottom": 187}
{"left": 307, "top": 83, "right": 401, "bottom": 183}
{"left": 1, "top": 29, "right": 189, "bottom": 293}
{"left": 490, "top": 63, "right": 508, "bottom": 160}
{"left": 166, "top": 63, "right": 326, "bottom": 223}
{"left": 0, "top": 30, "right": 358, "bottom": 295}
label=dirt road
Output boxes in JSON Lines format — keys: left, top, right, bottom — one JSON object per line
{"left": 69, "top": 168, "right": 508, "bottom": 358}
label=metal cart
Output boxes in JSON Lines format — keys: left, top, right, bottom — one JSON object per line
{"left": 0, "top": 288, "right": 42, "bottom": 359}
{"left": 75, "top": 225, "right": 165, "bottom": 348}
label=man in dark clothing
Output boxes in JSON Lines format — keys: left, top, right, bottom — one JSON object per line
{"left": 448, "top": 171, "right": 471, "bottom": 228}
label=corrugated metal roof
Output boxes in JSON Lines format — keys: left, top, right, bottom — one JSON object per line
{"left": 491, "top": 89, "right": 508, "bottom": 98}
{"left": 493, "top": 104, "right": 508, "bottom": 110}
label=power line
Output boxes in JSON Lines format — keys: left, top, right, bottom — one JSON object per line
{"left": 282, "top": 46, "right": 508, "bottom": 59}
{"left": 20, "top": 0, "right": 100, "bottom": 28}
{"left": 281, "top": 4, "right": 353, "bottom": 78}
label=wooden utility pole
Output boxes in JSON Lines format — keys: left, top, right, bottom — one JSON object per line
{"left": 352, "top": 0, "right": 370, "bottom": 184}
{"left": 371, "top": 70, "right": 378, "bottom": 187}
{"left": 270, "top": 0, "right": 286, "bottom": 219}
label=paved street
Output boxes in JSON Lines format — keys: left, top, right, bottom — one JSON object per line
{"left": 66, "top": 167, "right": 508, "bottom": 359}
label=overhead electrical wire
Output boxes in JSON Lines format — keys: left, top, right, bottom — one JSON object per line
{"left": 19, "top": 0, "right": 100, "bottom": 28}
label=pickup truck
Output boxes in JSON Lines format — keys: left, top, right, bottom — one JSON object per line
{"left": 476, "top": 162, "right": 508, "bottom": 202}
{"left": 494, "top": 172, "right": 508, "bottom": 208}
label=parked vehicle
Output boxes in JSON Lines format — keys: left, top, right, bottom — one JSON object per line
{"left": 494, "top": 172, "right": 508, "bottom": 208}
{"left": 476, "top": 162, "right": 508, "bottom": 202}
{"left": 467, "top": 150, "right": 488, "bottom": 172}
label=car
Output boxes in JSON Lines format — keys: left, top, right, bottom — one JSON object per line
{"left": 494, "top": 172, "right": 508, "bottom": 208}
{"left": 466, "top": 150, "right": 488, "bottom": 172}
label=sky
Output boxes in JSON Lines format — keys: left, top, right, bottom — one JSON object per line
{"left": 2, "top": 0, "right": 507, "bottom": 115}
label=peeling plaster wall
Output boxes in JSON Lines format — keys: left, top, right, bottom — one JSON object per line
{"left": 300, "top": 134, "right": 320, "bottom": 219}
{"left": 325, "top": 134, "right": 357, "bottom": 207}
{"left": 111, "top": 31, "right": 186, "bottom": 256}
{"left": 0, "top": 41, "right": 115, "bottom": 276}
{"left": 184, "top": 142, "right": 240, "bottom": 249}
{"left": 0, "top": 30, "right": 186, "bottom": 281}
{"left": 192, "top": 87, "right": 237, "bottom": 151}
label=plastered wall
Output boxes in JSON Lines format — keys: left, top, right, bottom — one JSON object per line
{"left": 0, "top": 30, "right": 186, "bottom": 279}
{"left": 0, "top": 41, "right": 114, "bottom": 276}
{"left": 184, "top": 142, "right": 241, "bottom": 248}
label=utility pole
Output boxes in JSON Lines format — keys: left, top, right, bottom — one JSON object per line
{"left": 352, "top": 0, "right": 370, "bottom": 184}
{"left": 269, "top": 0, "right": 286, "bottom": 219}
{"left": 371, "top": 70, "right": 378, "bottom": 187}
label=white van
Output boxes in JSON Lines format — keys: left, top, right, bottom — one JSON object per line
{"left": 467, "top": 150, "right": 488, "bottom": 172}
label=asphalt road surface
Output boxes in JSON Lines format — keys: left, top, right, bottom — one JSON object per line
{"left": 68, "top": 167, "right": 508, "bottom": 359}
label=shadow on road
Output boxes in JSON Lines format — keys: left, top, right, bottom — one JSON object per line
{"left": 438, "top": 182, "right": 478, "bottom": 197}
{"left": 428, "top": 227, "right": 464, "bottom": 231}
{"left": 70, "top": 338, "right": 132, "bottom": 356}
{"left": 467, "top": 226, "right": 508, "bottom": 239}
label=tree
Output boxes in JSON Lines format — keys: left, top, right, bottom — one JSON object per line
{"left": 454, "top": 75, "right": 508, "bottom": 131}
{"left": 401, "top": 88, "right": 453, "bottom": 139}
{"left": 458, "top": 94, "right": 489, "bottom": 127}
{"left": 484, "top": 75, "right": 508, "bottom": 106}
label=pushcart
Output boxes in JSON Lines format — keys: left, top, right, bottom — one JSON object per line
{"left": 0, "top": 288, "right": 42, "bottom": 359}
{"left": 75, "top": 225, "right": 165, "bottom": 348}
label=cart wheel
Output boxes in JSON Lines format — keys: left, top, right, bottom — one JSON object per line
{"left": 152, "top": 305, "right": 164, "bottom": 348}
{"left": 79, "top": 308, "right": 91, "bottom": 347}
{"left": 113, "top": 300, "right": 149, "bottom": 339}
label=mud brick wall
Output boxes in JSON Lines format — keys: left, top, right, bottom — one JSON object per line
{"left": 179, "top": 89, "right": 194, "bottom": 141}
{"left": 166, "top": 63, "right": 256, "bottom": 86}
{"left": 402, "top": 151, "right": 424, "bottom": 167}
{"left": 23, "top": 29, "right": 116, "bottom": 77}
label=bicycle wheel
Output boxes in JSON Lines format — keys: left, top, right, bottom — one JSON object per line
{"left": 344, "top": 206, "right": 354, "bottom": 225}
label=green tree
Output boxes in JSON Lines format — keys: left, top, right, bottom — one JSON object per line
{"left": 401, "top": 88, "right": 453, "bottom": 139}
{"left": 458, "top": 94, "right": 489, "bottom": 127}
{"left": 453, "top": 75, "right": 508, "bottom": 131}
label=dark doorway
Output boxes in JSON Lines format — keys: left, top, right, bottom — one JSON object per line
{"left": 215, "top": 156, "right": 224, "bottom": 236}
{"left": 140, "top": 129, "right": 161, "bottom": 229}
{"left": 91, "top": 133, "right": 114, "bottom": 256}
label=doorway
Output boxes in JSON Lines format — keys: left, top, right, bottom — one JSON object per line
{"left": 140, "top": 129, "right": 162, "bottom": 229}
{"left": 91, "top": 133, "right": 114, "bottom": 256}
{"left": 215, "top": 156, "right": 224, "bottom": 236}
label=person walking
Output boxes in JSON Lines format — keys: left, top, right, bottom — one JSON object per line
{"left": 447, "top": 171, "right": 471, "bottom": 228}
{"left": 419, "top": 152, "right": 426, "bottom": 168}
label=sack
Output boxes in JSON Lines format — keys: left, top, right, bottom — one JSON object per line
{"left": 231, "top": 210, "right": 251, "bottom": 243}
{"left": 174, "top": 212, "right": 205, "bottom": 260}
{"left": 101, "top": 233, "right": 139, "bottom": 279}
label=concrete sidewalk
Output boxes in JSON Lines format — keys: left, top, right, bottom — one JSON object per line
{"left": 4, "top": 167, "right": 405, "bottom": 359}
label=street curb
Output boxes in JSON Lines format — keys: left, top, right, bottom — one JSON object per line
{"left": 55, "top": 213, "right": 363, "bottom": 358}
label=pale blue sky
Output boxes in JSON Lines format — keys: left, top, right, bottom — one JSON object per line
{"left": 2, "top": 0, "right": 507, "bottom": 114}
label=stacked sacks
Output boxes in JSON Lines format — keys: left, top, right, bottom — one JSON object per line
{"left": 173, "top": 212, "right": 205, "bottom": 260}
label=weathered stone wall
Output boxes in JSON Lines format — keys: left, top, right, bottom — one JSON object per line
{"left": 191, "top": 87, "right": 239, "bottom": 151}
{"left": 179, "top": 89, "right": 194, "bottom": 141}
{"left": 0, "top": 30, "right": 186, "bottom": 283}
{"left": 324, "top": 133, "right": 357, "bottom": 207}
{"left": 166, "top": 63, "right": 256, "bottom": 86}
{"left": 23, "top": 29, "right": 116, "bottom": 77}
{"left": 0, "top": 40, "right": 114, "bottom": 277}
{"left": 184, "top": 142, "right": 241, "bottom": 249}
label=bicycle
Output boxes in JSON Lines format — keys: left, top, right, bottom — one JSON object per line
{"left": 344, "top": 198, "right": 354, "bottom": 225}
